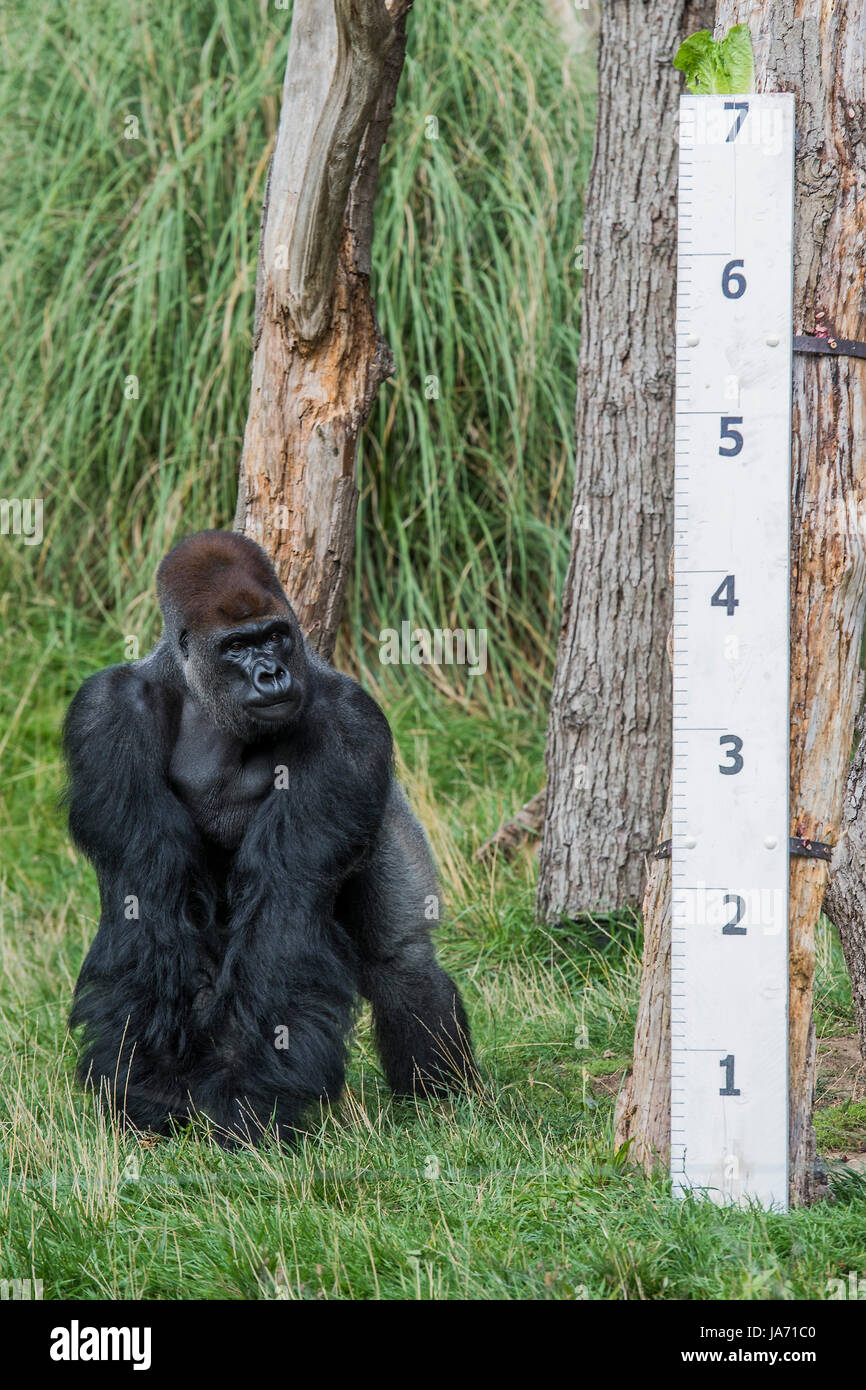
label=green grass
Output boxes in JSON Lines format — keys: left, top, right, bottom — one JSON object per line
{"left": 0, "top": 0, "right": 592, "bottom": 710}
{"left": 815, "top": 1103, "right": 866, "bottom": 1155}
{"left": 2, "top": 605, "right": 865, "bottom": 1301}
{"left": 1, "top": 0, "right": 866, "bottom": 1301}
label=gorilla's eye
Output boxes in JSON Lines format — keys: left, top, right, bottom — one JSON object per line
{"left": 266, "top": 632, "right": 282, "bottom": 647}
{"left": 227, "top": 639, "right": 245, "bottom": 655}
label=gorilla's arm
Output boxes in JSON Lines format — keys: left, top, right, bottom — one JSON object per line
{"left": 64, "top": 661, "right": 216, "bottom": 1130}
{"left": 192, "top": 667, "right": 396, "bottom": 1139}
{"left": 336, "top": 782, "right": 475, "bottom": 1094}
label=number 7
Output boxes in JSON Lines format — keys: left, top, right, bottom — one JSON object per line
{"left": 725, "top": 101, "right": 749, "bottom": 142}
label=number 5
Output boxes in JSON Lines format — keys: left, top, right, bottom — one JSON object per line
{"left": 719, "top": 417, "right": 743, "bottom": 457}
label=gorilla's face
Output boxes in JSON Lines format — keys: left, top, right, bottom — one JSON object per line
{"left": 181, "top": 614, "right": 308, "bottom": 740}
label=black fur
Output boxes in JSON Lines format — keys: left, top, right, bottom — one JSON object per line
{"left": 64, "top": 531, "right": 475, "bottom": 1145}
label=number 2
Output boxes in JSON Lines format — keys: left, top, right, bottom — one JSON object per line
{"left": 722, "top": 894, "right": 747, "bottom": 935}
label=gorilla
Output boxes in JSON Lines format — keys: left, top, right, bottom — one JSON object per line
{"left": 64, "top": 530, "right": 475, "bottom": 1145}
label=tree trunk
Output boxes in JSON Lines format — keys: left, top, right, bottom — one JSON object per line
{"left": 536, "top": 0, "right": 714, "bottom": 922}
{"left": 615, "top": 612, "right": 675, "bottom": 1172}
{"left": 618, "top": 0, "right": 866, "bottom": 1207}
{"left": 235, "top": 0, "right": 411, "bottom": 659}
{"left": 824, "top": 708, "right": 866, "bottom": 1060}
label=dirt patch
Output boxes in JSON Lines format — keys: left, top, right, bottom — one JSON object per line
{"left": 587, "top": 1067, "right": 628, "bottom": 1100}
{"left": 815, "top": 1034, "right": 866, "bottom": 1108}
{"left": 823, "top": 1150, "right": 866, "bottom": 1173}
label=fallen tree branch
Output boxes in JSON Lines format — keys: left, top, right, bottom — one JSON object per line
{"left": 476, "top": 790, "right": 546, "bottom": 864}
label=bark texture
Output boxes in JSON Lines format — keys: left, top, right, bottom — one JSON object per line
{"left": 537, "top": 0, "right": 714, "bottom": 922}
{"left": 619, "top": 0, "right": 866, "bottom": 1207}
{"left": 615, "top": 616, "right": 675, "bottom": 1171}
{"left": 824, "top": 707, "right": 866, "bottom": 1060}
{"left": 235, "top": 0, "right": 411, "bottom": 658}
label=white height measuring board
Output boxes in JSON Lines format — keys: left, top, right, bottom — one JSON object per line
{"left": 672, "top": 94, "right": 794, "bottom": 1211}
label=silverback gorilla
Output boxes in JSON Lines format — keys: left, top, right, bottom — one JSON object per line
{"left": 64, "top": 530, "right": 474, "bottom": 1144}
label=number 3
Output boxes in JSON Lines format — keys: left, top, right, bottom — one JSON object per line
{"left": 719, "top": 734, "right": 744, "bottom": 775}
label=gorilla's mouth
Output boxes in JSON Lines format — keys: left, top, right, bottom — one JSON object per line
{"left": 246, "top": 692, "right": 301, "bottom": 717}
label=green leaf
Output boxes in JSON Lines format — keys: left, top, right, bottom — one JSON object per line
{"left": 673, "top": 30, "right": 720, "bottom": 94}
{"left": 674, "top": 24, "right": 755, "bottom": 95}
{"left": 718, "top": 23, "right": 755, "bottom": 95}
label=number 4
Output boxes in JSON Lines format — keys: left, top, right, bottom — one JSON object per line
{"left": 711, "top": 575, "right": 739, "bottom": 616}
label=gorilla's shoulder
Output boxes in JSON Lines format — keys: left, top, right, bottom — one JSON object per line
{"left": 65, "top": 646, "right": 182, "bottom": 743}
{"left": 304, "top": 650, "right": 392, "bottom": 762}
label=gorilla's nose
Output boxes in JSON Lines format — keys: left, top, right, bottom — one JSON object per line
{"left": 252, "top": 661, "right": 289, "bottom": 698}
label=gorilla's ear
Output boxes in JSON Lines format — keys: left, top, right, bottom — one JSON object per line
{"left": 178, "top": 630, "right": 189, "bottom": 659}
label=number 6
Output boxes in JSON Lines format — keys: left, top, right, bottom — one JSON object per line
{"left": 722, "top": 260, "right": 747, "bottom": 299}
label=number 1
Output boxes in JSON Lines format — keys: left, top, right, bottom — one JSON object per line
{"left": 719, "top": 1054, "right": 740, "bottom": 1096}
